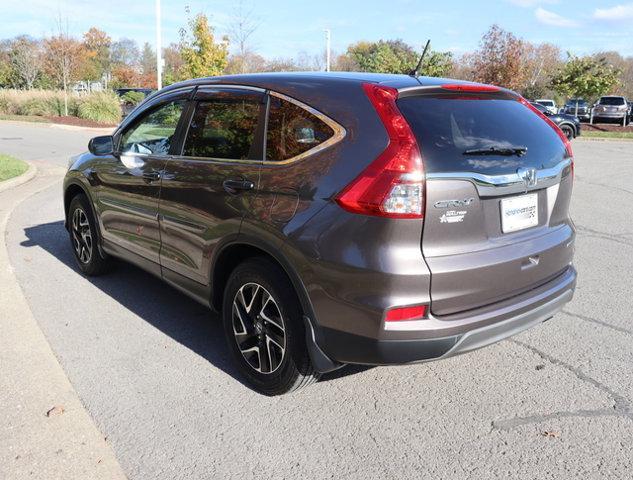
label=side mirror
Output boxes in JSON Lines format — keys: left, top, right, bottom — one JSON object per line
{"left": 88, "top": 135, "right": 114, "bottom": 156}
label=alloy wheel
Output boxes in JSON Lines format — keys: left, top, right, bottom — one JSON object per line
{"left": 232, "top": 282, "right": 286, "bottom": 374}
{"left": 71, "top": 207, "right": 92, "bottom": 264}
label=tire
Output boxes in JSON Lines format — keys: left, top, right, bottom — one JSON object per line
{"left": 222, "top": 257, "right": 320, "bottom": 395}
{"left": 561, "top": 124, "right": 574, "bottom": 140}
{"left": 68, "top": 194, "right": 112, "bottom": 276}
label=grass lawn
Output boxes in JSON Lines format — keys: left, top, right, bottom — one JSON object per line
{"left": 582, "top": 130, "right": 633, "bottom": 140}
{"left": 0, "top": 154, "right": 29, "bottom": 182}
{"left": 0, "top": 114, "right": 51, "bottom": 123}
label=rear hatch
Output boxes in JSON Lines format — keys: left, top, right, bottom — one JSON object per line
{"left": 397, "top": 89, "right": 574, "bottom": 316}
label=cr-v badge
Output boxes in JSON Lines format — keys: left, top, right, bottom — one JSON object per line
{"left": 435, "top": 198, "right": 474, "bottom": 224}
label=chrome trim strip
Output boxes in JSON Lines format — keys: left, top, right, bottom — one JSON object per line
{"left": 426, "top": 159, "right": 572, "bottom": 196}
{"left": 195, "top": 84, "right": 266, "bottom": 93}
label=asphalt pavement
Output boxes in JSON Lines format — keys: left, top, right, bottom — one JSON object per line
{"left": 2, "top": 122, "right": 633, "bottom": 479}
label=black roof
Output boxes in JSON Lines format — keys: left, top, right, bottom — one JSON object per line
{"left": 160, "top": 71, "right": 484, "bottom": 96}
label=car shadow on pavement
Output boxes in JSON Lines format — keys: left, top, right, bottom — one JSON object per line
{"left": 21, "top": 220, "right": 372, "bottom": 389}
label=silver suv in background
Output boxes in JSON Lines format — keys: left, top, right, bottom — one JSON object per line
{"left": 592, "top": 96, "right": 629, "bottom": 125}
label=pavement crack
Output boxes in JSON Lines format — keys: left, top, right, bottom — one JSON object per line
{"left": 491, "top": 339, "right": 633, "bottom": 431}
{"left": 575, "top": 225, "right": 633, "bottom": 248}
{"left": 561, "top": 309, "right": 633, "bottom": 336}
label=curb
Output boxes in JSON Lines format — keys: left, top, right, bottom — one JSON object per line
{"left": 0, "top": 162, "right": 37, "bottom": 194}
{"left": 1, "top": 119, "right": 115, "bottom": 133}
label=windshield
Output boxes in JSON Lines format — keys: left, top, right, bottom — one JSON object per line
{"left": 537, "top": 101, "right": 554, "bottom": 107}
{"left": 397, "top": 95, "right": 566, "bottom": 175}
{"left": 566, "top": 100, "right": 587, "bottom": 106}
{"left": 599, "top": 97, "right": 625, "bottom": 106}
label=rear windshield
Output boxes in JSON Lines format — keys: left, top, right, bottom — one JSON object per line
{"left": 537, "top": 100, "right": 554, "bottom": 106}
{"left": 599, "top": 97, "right": 625, "bottom": 105}
{"left": 397, "top": 95, "right": 566, "bottom": 175}
{"left": 566, "top": 100, "right": 587, "bottom": 106}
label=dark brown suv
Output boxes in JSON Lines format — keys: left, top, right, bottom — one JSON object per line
{"left": 63, "top": 73, "right": 576, "bottom": 395}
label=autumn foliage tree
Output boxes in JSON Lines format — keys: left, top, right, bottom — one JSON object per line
{"left": 43, "top": 20, "right": 88, "bottom": 115}
{"left": 551, "top": 54, "right": 621, "bottom": 102}
{"left": 179, "top": 12, "right": 229, "bottom": 78}
{"left": 469, "top": 25, "right": 526, "bottom": 90}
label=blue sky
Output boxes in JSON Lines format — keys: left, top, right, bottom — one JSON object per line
{"left": 2, "top": 0, "right": 632, "bottom": 58}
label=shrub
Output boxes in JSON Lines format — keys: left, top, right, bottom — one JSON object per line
{"left": 77, "top": 92, "right": 122, "bottom": 124}
{"left": 121, "top": 90, "right": 145, "bottom": 105}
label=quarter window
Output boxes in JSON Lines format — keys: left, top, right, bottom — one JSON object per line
{"left": 120, "top": 100, "right": 185, "bottom": 156}
{"left": 184, "top": 95, "right": 261, "bottom": 160}
{"left": 266, "top": 96, "right": 335, "bottom": 162}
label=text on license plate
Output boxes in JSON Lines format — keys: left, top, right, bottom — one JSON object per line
{"left": 501, "top": 193, "right": 538, "bottom": 233}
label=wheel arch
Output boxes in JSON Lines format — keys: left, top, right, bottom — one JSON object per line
{"left": 210, "top": 238, "right": 342, "bottom": 373}
{"left": 558, "top": 121, "right": 576, "bottom": 137}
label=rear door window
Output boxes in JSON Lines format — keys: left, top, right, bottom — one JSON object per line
{"left": 184, "top": 92, "right": 262, "bottom": 160}
{"left": 397, "top": 95, "right": 566, "bottom": 175}
{"left": 266, "top": 96, "right": 335, "bottom": 162}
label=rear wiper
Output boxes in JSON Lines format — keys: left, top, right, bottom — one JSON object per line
{"left": 463, "top": 146, "right": 528, "bottom": 157}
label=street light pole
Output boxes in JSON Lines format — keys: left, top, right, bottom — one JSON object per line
{"left": 324, "top": 29, "right": 331, "bottom": 72}
{"left": 155, "top": 0, "right": 162, "bottom": 90}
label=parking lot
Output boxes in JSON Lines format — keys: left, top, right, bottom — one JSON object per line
{"left": 2, "top": 122, "right": 633, "bottom": 479}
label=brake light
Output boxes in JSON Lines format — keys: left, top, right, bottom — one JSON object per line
{"left": 441, "top": 83, "right": 500, "bottom": 93}
{"left": 385, "top": 305, "right": 428, "bottom": 322}
{"left": 520, "top": 97, "right": 573, "bottom": 159}
{"left": 335, "top": 83, "right": 424, "bottom": 218}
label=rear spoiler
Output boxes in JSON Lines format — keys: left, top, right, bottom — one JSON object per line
{"left": 397, "top": 83, "right": 520, "bottom": 101}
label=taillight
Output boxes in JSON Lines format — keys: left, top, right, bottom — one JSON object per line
{"left": 520, "top": 97, "right": 573, "bottom": 159}
{"left": 335, "top": 83, "right": 424, "bottom": 219}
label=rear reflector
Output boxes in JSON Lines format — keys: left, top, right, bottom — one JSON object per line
{"left": 385, "top": 305, "right": 428, "bottom": 322}
{"left": 441, "top": 83, "right": 500, "bottom": 93}
{"left": 335, "top": 83, "right": 424, "bottom": 219}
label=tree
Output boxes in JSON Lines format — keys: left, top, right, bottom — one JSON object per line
{"left": 83, "top": 27, "right": 111, "bottom": 84}
{"left": 551, "top": 54, "right": 621, "bottom": 102}
{"left": 521, "top": 43, "right": 561, "bottom": 99}
{"left": 9, "top": 36, "right": 42, "bottom": 89}
{"left": 346, "top": 39, "right": 417, "bottom": 74}
{"left": 43, "top": 19, "right": 88, "bottom": 115}
{"left": 227, "top": 0, "right": 259, "bottom": 73}
{"left": 111, "top": 38, "right": 140, "bottom": 66}
{"left": 140, "top": 42, "right": 156, "bottom": 76}
{"left": 163, "top": 43, "right": 185, "bottom": 85}
{"left": 422, "top": 50, "right": 454, "bottom": 78}
{"left": 179, "top": 12, "right": 229, "bottom": 78}
{"left": 469, "top": 25, "right": 525, "bottom": 90}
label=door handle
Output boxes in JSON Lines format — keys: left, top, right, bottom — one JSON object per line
{"left": 223, "top": 179, "right": 255, "bottom": 194}
{"left": 142, "top": 171, "right": 161, "bottom": 183}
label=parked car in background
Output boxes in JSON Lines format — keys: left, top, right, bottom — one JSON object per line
{"left": 562, "top": 98, "right": 590, "bottom": 122}
{"left": 530, "top": 102, "right": 581, "bottom": 139}
{"left": 115, "top": 88, "right": 154, "bottom": 117}
{"left": 535, "top": 99, "right": 557, "bottom": 114}
{"left": 592, "top": 96, "right": 629, "bottom": 125}
{"left": 64, "top": 73, "right": 576, "bottom": 395}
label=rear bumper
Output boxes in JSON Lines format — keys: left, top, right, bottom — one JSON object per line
{"left": 593, "top": 112, "right": 627, "bottom": 120}
{"left": 320, "top": 266, "right": 576, "bottom": 365}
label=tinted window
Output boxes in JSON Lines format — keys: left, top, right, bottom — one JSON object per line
{"left": 266, "top": 97, "right": 334, "bottom": 162}
{"left": 184, "top": 95, "right": 261, "bottom": 160}
{"left": 398, "top": 95, "right": 566, "bottom": 175}
{"left": 120, "top": 100, "right": 185, "bottom": 156}
{"left": 599, "top": 97, "right": 625, "bottom": 105}
{"left": 531, "top": 103, "right": 548, "bottom": 113}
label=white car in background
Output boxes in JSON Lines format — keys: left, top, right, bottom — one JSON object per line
{"left": 535, "top": 99, "right": 557, "bottom": 115}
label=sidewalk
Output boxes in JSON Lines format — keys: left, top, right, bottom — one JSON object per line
{"left": 0, "top": 165, "right": 127, "bottom": 480}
